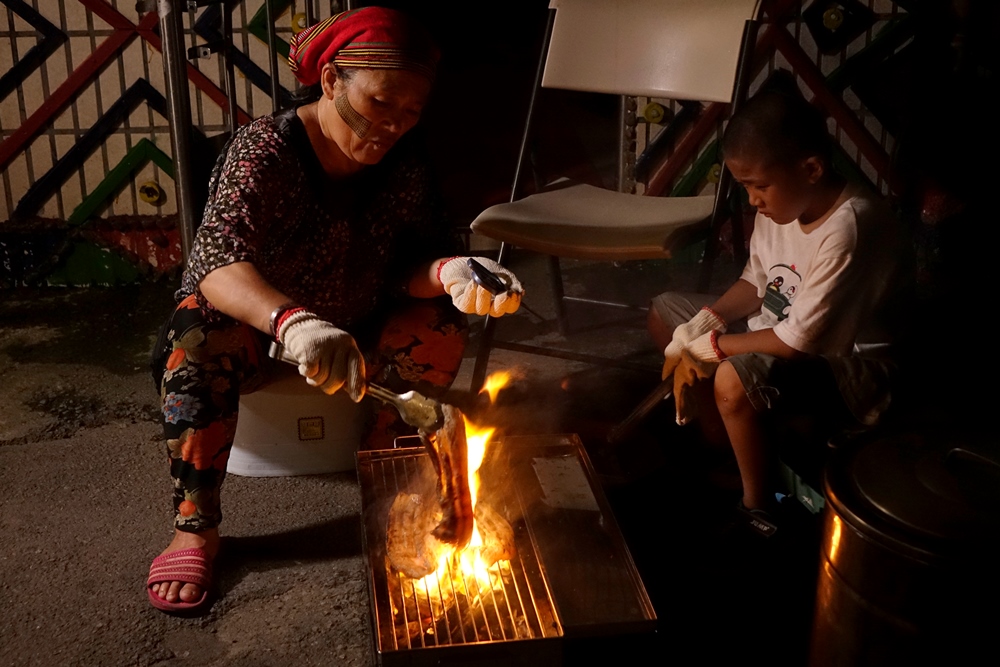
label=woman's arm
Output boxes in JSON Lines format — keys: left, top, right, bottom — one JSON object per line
{"left": 199, "top": 261, "right": 293, "bottom": 334}
{"left": 407, "top": 257, "right": 449, "bottom": 298}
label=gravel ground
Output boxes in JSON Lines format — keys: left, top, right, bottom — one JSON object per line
{"left": 0, "top": 284, "right": 373, "bottom": 666}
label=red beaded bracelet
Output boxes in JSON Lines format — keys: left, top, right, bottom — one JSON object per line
{"left": 710, "top": 329, "right": 727, "bottom": 360}
{"left": 269, "top": 303, "right": 303, "bottom": 340}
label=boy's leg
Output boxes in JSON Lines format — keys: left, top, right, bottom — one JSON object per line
{"left": 714, "top": 360, "right": 773, "bottom": 510}
{"left": 714, "top": 353, "right": 855, "bottom": 514}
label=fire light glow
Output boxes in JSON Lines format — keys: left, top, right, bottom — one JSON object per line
{"left": 479, "top": 370, "right": 513, "bottom": 403}
{"left": 409, "top": 415, "right": 497, "bottom": 603}
{"left": 409, "top": 373, "right": 509, "bottom": 603}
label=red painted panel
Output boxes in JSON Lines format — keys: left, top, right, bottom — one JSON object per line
{"left": 770, "top": 26, "right": 893, "bottom": 186}
{"left": 78, "top": 0, "right": 135, "bottom": 30}
{"left": 645, "top": 103, "right": 727, "bottom": 197}
{"left": 90, "top": 228, "right": 184, "bottom": 277}
{"left": 0, "top": 28, "right": 135, "bottom": 171}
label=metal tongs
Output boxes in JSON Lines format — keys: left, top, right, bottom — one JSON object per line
{"left": 269, "top": 341, "right": 444, "bottom": 432}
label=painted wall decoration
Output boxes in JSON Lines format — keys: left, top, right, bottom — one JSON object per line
{"left": 0, "top": 1, "right": 920, "bottom": 286}
{"left": 0, "top": 0, "right": 335, "bottom": 286}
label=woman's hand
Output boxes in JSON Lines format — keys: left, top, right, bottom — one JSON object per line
{"left": 436, "top": 257, "right": 522, "bottom": 317}
{"left": 278, "top": 311, "right": 366, "bottom": 401}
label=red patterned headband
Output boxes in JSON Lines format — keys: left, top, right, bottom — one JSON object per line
{"left": 288, "top": 7, "right": 439, "bottom": 87}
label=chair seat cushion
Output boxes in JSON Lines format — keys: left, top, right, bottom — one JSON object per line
{"left": 470, "top": 183, "right": 714, "bottom": 260}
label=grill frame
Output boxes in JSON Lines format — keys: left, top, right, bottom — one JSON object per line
{"left": 357, "top": 433, "right": 656, "bottom": 666}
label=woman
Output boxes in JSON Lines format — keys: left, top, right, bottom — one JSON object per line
{"left": 147, "top": 7, "right": 522, "bottom": 613}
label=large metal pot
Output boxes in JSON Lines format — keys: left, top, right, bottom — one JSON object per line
{"left": 809, "top": 427, "right": 1000, "bottom": 666}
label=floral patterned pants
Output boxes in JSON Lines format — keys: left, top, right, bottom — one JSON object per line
{"left": 153, "top": 295, "right": 468, "bottom": 532}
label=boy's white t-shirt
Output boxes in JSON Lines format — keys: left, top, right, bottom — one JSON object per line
{"left": 740, "top": 186, "right": 906, "bottom": 356}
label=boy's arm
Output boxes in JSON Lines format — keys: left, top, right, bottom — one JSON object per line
{"left": 709, "top": 279, "right": 806, "bottom": 360}
{"left": 716, "top": 328, "right": 807, "bottom": 360}
{"left": 709, "top": 279, "right": 765, "bottom": 324}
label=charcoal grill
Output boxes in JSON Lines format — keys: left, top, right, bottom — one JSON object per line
{"left": 357, "top": 433, "right": 656, "bottom": 666}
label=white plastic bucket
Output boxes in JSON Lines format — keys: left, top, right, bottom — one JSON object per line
{"left": 228, "top": 372, "right": 366, "bottom": 477}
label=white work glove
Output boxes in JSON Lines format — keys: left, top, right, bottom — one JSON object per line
{"left": 673, "top": 330, "right": 725, "bottom": 425}
{"left": 438, "top": 257, "right": 522, "bottom": 317}
{"left": 661, "top": 307, "right": 727, "bottom": 381}
{"left": 278, "top": 311, "right": 366, "bottom": 401}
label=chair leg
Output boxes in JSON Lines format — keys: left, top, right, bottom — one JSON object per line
{"left": 548, "top": 256, "right": 570, "bottom": 336}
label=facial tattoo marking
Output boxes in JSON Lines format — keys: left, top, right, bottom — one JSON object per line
{"left": 335, "top": 93, "right": 372, "bottom": 139}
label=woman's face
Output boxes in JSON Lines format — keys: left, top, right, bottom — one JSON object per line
{"left": 325, "top": 66, "right": 432, "bottom": 165}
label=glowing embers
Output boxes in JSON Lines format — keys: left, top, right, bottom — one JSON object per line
{"left": 388, "top": 539, "right": 540, "bottom": 648}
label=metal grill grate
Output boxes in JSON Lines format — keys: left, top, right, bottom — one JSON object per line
{"left": 358, "top": 448, "right": 561, "bottom": 659}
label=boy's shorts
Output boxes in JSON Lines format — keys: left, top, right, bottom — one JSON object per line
{"left": 651, "top": 291, "right": 895, "bottom": 428}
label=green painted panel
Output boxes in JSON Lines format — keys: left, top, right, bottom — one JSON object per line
{"left": 46, "top": 241, "right": 141, "bottom": 286}
{"left": 68, "top": 139, "right": 174, "bottom": 226}
{"left": 669, "top": 140, "right": 721, "bottom": 198}
{"left": 248, "top": 0, "right": 294, "bottom": 60}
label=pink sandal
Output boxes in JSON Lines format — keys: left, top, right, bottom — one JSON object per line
{"left": 147, "top": 547, "right": 213, "bottom": 613}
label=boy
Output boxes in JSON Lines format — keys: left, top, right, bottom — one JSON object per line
{"left": 649, "top": 76, "right": 910, "bottom": 536}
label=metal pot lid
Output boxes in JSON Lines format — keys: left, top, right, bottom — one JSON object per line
{"left": 847, "top": 429, "right": 1000, "bottom": 543}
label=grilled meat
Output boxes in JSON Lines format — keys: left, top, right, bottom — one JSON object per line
{"left": 474, "top": 501, "right": 516, "bottom": 567}
{"left": 420, "top": 404, "right": 474, "bottom": 548}
{"left": 386, "top": 492, "right": 448, "bottom": 579}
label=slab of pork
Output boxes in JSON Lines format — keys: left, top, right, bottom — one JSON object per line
{"left": 385, "top": 492, "right": 448, "bottom": 579}
{"left": 420, "top": 404, "right": 475, "bottom": 548}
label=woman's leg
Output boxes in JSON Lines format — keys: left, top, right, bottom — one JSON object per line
{"left": 150, "top": 296, "right": 266, "bottom": 604}
{"left": 361, "top": 298, "right": 468, "bottom": 449}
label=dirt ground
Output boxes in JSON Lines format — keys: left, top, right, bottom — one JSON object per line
{"left": 0, "top": 284, "right": 376, "bottom": 666}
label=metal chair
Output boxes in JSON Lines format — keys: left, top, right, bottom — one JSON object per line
{"left": 468, "top": 0, "right": 762, "bottom": 390}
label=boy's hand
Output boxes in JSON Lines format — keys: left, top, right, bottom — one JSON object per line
{"left": 661, "top": 307, "right": 726, "bottom": 380}
{"left": 673, "top": 331, "right": 725, "bottom": 425}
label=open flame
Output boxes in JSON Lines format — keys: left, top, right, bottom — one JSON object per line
{"left": 409, "top": 373, "right": 509, "bottom": 601}
{"left": 480, "top": 370, "right": 513, "bottom": 404}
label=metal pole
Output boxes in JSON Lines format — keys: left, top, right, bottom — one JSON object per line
{"left": 617, "top": 96, "right": 637, "bottom": 193}
{"left": 264, "top": 0, "right": 281, "bottom": 112}
{"left": 509, "top": 8, "right": 556, "bottom": 205}
{"left": 158, "top": 0, "right": 197, "bottom": 259}
{"left": 698, "top": 17, "right": 759, "bottom": 291}
{"left": 470, "top": 8, "right": 556, "bottom": 393}
{"left": 221, "top": 1, "right": 239, "bottom": 136}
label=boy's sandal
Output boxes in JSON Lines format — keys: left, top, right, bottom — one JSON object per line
{"left": 147, "top": 547, "right": 213, "bottom": 614}
{"left": 737, "top": 501, "right": 779, "bottom": 539}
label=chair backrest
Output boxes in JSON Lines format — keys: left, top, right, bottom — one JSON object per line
{"left": 542, "top": 0, "right": 760, "bottom": 102}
